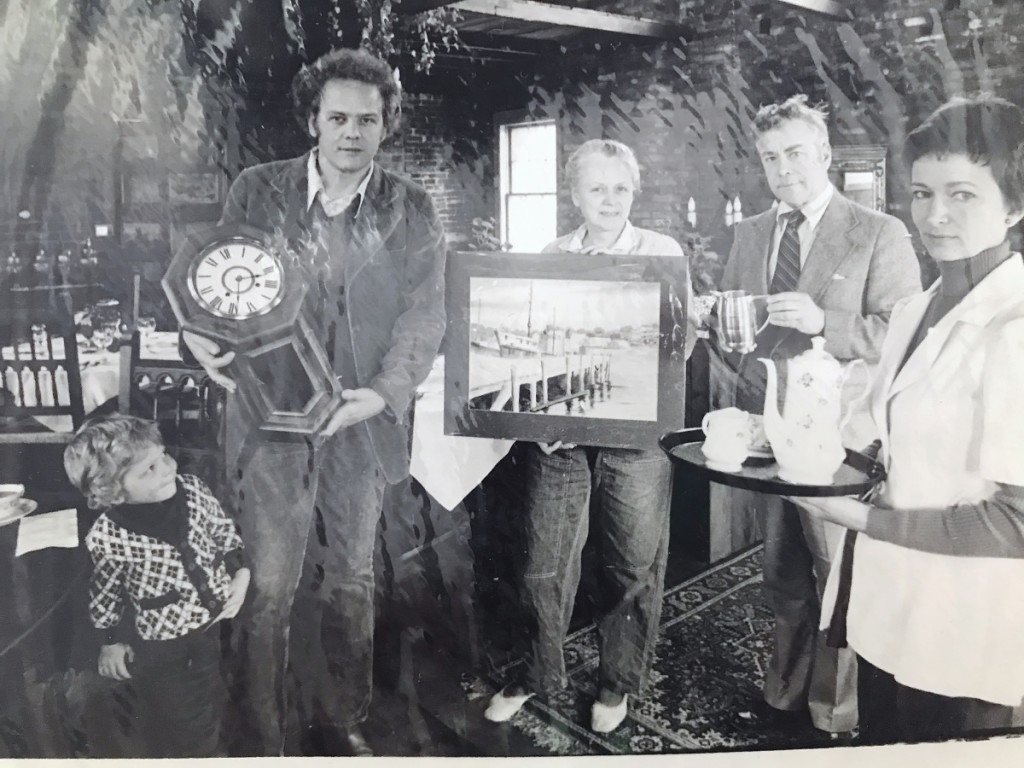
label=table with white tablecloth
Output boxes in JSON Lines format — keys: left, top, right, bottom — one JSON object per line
{"left": 78, "top": 332, "right": 183, "bottom": 413}
{"left": 7, "top": 335, "right": 509, "bottom": 508}
{"left": 409, "top": 357, "right": 514, "bottom": 511}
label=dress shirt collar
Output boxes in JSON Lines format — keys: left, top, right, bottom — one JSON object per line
{"left": 775, "top": 182, "right": 834, "bottom": 231}
{"left": 306, "top": 150, "right": 374, "bottom": 218}
{"left": 559, "top": 221, "right": 639, "bottom": 254}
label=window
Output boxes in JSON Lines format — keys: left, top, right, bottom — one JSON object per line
{"left": 498, "top": 119, "right": 557, "bottom": 252}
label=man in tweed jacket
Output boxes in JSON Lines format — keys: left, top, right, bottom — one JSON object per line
{"left": 709, "top": 96, "right": 920, "bottom": 736}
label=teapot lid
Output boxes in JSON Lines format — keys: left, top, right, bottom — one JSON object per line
{"left": 794, "top": 335, "right": 840, "bottom": 371}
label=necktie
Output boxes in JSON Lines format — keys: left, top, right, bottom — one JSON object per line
{"left": 770, "top": 209, "right": 805, "bottom": 294}
{"left": 732, "top": 208, "right": 806, "bottom": 413}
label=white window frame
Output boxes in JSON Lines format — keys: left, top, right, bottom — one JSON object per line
{"left": 496, "top": 114, "right": 558, "bottom": 252}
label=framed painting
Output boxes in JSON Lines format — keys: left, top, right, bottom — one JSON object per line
{"left": 168, "top": 171, "right": 223, "bottom": 205}
{"left": 829, "top": 144, "right": 887, "bottom": 212}
{"left": 444, "top": 251, "right": 690, "bottom": 450}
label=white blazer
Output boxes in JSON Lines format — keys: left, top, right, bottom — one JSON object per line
{"left": 822, "top": 254, "right": 1024, "bottom": 706}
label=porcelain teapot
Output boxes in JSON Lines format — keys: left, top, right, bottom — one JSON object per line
{"left": 758, "top": 337, "right": 865, "bottom": 485}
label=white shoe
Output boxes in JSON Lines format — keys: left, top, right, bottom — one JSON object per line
{"left": 590, "top": 694, "right": 628, "bottom": 733}
{"left": 484, "top": 686, "right": 534, "bottom": 722}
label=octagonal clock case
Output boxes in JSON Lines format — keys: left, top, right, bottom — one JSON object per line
{"left": 162, "top": 223, "right": 344, "bottom": 434}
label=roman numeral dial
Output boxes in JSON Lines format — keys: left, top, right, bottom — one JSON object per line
{"left": 189, "top": 240, "right": 285, "bottom": 319}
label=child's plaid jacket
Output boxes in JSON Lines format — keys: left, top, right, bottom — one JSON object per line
{"left": 85, "top": 474, "right": 246, "bottom": 642}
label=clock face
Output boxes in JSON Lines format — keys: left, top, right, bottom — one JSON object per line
{"left": 188, "top": 239, "right": 285, "bottom": 319}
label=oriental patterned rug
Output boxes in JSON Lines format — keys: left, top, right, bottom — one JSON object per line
{"left": 463, "top": 544, "right": 843, "bottom": 755}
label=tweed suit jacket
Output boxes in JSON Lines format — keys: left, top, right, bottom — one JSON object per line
{"left": 218, "top": 154, "right": 447, "bottom": 483}
{"left": 714, "top": 192, "right": 921, "bottom": 414}
{"left": 86, "top": 474, "right": 245, "bottom": 641}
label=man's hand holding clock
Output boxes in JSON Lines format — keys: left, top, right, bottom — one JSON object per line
{"left": 184, "top": 326, "right": 386, "bottom": 435}
{"left": 321, "top": 388, "right": 387, "bottom": 436}
{"left": 181, "top": 331, "right": 237, "bottom": 393}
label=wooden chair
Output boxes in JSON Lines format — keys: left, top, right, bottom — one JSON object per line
{"left": 0, "top": 306, "right": 85, "bottom": 443}
{"left": 117, "top": 330, "right": 224, "bottom": 486}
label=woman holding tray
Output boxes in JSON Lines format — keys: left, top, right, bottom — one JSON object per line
{"left": 483, "top": 139, "right": 697, "bottom": 733}
{"left": 794, "top": 95, "right": 1024, "bottom": 743}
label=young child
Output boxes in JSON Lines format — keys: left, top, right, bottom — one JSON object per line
{"left": 64, "top": 413, "right": 250, "bottom": 758}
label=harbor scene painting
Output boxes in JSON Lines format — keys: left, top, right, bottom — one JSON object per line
{"left": 467, "top": 276, "right": 661, "bottom": 422}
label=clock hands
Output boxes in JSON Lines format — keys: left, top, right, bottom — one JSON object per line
{"left": 195, "top": 247, "right": 280, "bottom": 318}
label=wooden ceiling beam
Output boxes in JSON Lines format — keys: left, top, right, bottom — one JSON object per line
{"left": 450, "top": 0, "right": 686, "bottom": 40}
{"left": 396, "top": 0, "right": 461, "bottom": 14}
{"left": 770, "top": 0, "right": 849, "bottom": 18}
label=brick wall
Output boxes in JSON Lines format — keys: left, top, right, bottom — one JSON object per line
{"left": 382, "top": 92, "right": 493, "bottom": 248}
{"left": 424, "top": 0, "right": 1024, "bottom": 268}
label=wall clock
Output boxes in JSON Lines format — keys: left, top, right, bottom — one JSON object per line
{"left": 162, "top": 223, "right": 343, "bottom": 434}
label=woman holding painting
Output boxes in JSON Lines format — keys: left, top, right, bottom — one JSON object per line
{"left": 484, "top": 139, "right": 697, "bottom": 733}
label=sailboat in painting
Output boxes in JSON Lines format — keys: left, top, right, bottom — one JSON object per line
{"left": 472, "top": 280, "right": 539, "bottom": 358}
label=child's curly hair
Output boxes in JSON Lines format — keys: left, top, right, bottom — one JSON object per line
{"left": 64, "top": 414, "right": 164, "bottom": 510}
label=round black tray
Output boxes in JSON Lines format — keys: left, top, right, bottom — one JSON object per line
{"left": 659, "top": 428, "right": 885, "bottom": 497}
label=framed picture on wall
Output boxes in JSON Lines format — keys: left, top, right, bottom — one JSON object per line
{"left": 168, "top": 172, "right": 223, "bottom": 205}
{"left": 444, "top": 251, "right": 690, "bottom": 450}
{"left": 830, "top": 145, "right": 887, "bottom": 212}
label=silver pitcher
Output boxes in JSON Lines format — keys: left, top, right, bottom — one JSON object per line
{"left": 713, "top": 290, "right": 768, "bottom": 354}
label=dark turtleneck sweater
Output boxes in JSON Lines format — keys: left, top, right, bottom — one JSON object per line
{"left": 864, "top": 242, "right": 1024, "bottom": 557}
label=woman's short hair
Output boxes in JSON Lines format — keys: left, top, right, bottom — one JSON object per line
{"left": 292, "top": 48, "right": 401, "bottom": 138}
{"left": 565, "top": 139, "right": 641, "bottom": 191}
{"left": 752, "top": 95, "right": 830, "bottom": 143}
{"left": 64, "top": 414, "right": 164, "bottom": 510}
{"left": 904, "top": 94, "right": 1024, "bottom": 213}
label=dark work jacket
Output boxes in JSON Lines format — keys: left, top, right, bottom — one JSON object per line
{"left": 218, "top": 154, "right": 447, "bottom": 483}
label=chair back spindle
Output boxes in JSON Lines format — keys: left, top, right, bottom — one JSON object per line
{"left": 118, "top": 331, "right": 222, "bottom": 444}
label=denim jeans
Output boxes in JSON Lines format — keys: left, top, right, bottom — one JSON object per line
{"left": 519, "top": 444, "right": 672, "bottom": 697}
{"left": 131, "top": 630, "right": 225, "bottom": 757}
{"left": 224, "top": 409, "right": 387, "bottom": 755}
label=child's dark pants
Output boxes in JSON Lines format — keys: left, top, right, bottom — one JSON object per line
{"left": 131, "top": 628, "right": 225, "bottom": 757}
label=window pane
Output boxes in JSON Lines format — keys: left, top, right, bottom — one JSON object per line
{"left": 509, "top": 122, "right": 555, "bottom": 162}
{"left": 508, "top": 122, "right": 556, "bottom": 194}
{"left": 509, "top": 158, "right": 555, "bottom": 194}
{"left": 507, "top": 194, "right": 557, "bottom": 252}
